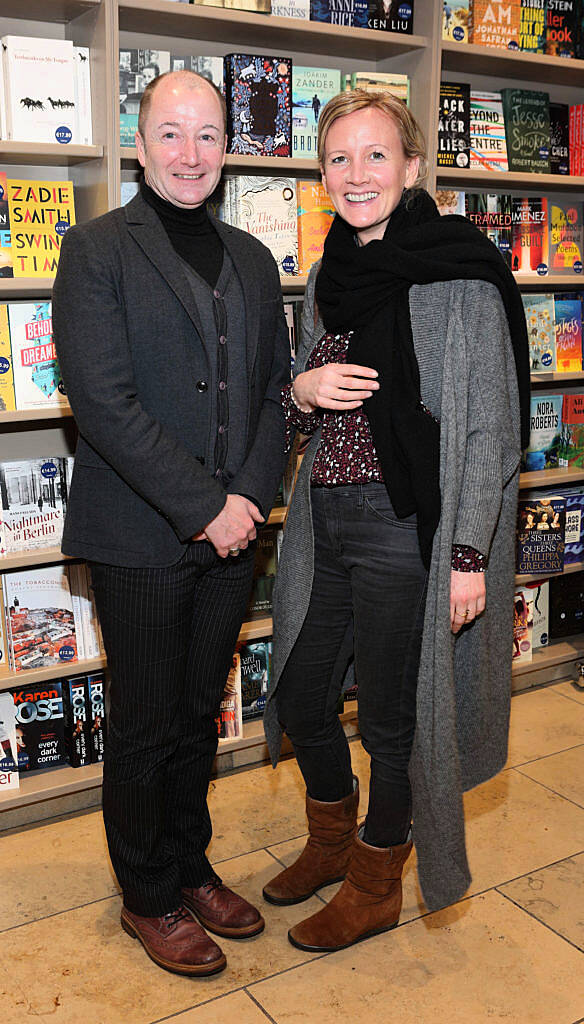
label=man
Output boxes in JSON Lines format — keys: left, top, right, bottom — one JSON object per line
{"left": 52, "top": 71, "right": 289, "bottom": 977}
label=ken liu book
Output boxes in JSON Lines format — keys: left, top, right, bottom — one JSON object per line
{"left": 516, "top": 494, "right": 566, "bottom": 576}
{"left": 6, "top": 178, "right": 75, "bottom": 278}
{"left": 521, "top": 292, "right": 556, "bottom": 372}
{"left": 470, "top": 0, "right": 521, "bottom": 48}
{"left": 62, "top": 675, "right": 91, "bottom": 768}
{"left": 442, "top": 1, "right": 469, "bottom": 42}
{"left": 368, "top": 0, "right": 414, "bottom": 32}
{"left": 7, "top": 301, "right": 67, "bottom": 410}
{"left": 0, "top": 172, "right": 13, "bottom": 279}
{"left": 560, "top": 394, "right": 584, "bottom": 468}
{"left": 437, "top": 82, "right": 470, "bottom": 169}
{"left": 523, "top": 393, "right": 562, "bottom": 472}
{"left": 549, "top": 103, "right": 570, "bottom": 175}
{"left": 519, "top": 0, "right": 547, "bottom": 51}
{"left": 297, "top": 179, "right": 335, "bottom": 276}
{"left": 469, "top": 91, "right": 508, "bottom": 172}
{"left": 554, "top": 296, "right": 582, "bottom": 373}
{"left": 511, "top": 197, "right": 549, "bottom": 275}
{"left": 292, "top": 67, "right": 341, "bottom": 160}
{"left": 549, "top": 199, "right": 583, "bottom": 273}
{"left": 545, "top": 0, "right": 578, "bottom": 56}
{"left": 501, "top": 89, "right": 551, "bottom": 174}
{"left": 87, "top": 671, "right": 106, "bottom": 763}
{"left": 224, "top": 54, "right": 292, "bottom": 158}
{"left": 311, "top": 0, "right": 368, "bottom": 26}
{"left": 466, "top": 193, "right": 512, "bottom": 266}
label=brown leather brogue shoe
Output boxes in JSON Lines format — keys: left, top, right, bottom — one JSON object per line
{"left": 182, "top": 879, "right": 265, "bottom": 938}
{"left": 263, "top": 779, "right": 359, "bottom": 906}
{"left": 121, "top": 904, "right": 226, "bottom": 976}
{"left": 287, "top": 832, "right": 413, "bottom": 953}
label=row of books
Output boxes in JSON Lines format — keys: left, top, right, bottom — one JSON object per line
{"left": 522, "top": 293, "right": 584, "bottom": 372}
{"left": 443, "top": 0, "right": 584, "bottom": 58}
{"left": 0, "top": 37, "right": 92, "bottom": 147}
{"left": 168, "top": 0, "right": 415, "bottom": 29}
{"left": 0, "top": 172, "right": 76, "bottom": 281}
{"left": 514, "top": 570, "right": 584, "bottom": 666}
{"left": 438, "top": 83, "right": 584, "bottom": 176}
{"left": 516, "top": 487, "right": 584, "bottom": 574}
{"left": 437, "top": 191, "right": 583, "bottom": 276}
{"left": 525, "top": 392, "right": 584, "bottom": 473}
{"left": 0, "top": 302, "right": 66, "bottom": 412}
{"left": 215, "top": 636, "right": 273, "bottom": 741}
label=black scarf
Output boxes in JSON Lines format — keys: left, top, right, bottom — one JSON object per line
{"left": 315, "top": 188, "right": 530, "bottom": 569}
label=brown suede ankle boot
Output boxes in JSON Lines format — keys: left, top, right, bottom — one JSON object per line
{"left": 262, "top": 779, "right": 359, "bottom": 906}
{"left": 287, "top": 831, "right": 412, "bottom": 952}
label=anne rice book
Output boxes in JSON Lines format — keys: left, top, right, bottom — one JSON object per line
{"left": 6, "top": 179, "right": 75, "bottom": 278}
{"left": 442, "top": 1, "right": 469, "bottom": 42}
{"left": 469, "top": 91, "right": 508, "bottom": 172}
{"left": 523, "top": 393, "right": 562, "bottom": 472}
{"left": 216, "top": 652, "right": 243, "bottom": 742}
{"left": 549, "top": 199, "right": 583, "bottom": 274}
{"left": 0, "top": 458, "right": 67, "bottom": 553}
{"left": 0, "top": 172, "right": 13, "bottom": 280}
{"left": 119, "top": 49, "right": 171, "bottom": 146}
{"left": 470, "top": 0, "right": 521, "bottom": 48}
{"left": 2, "top": 36, "right": 76, "bottom": 145}
{"left": 235, "top": 176, "right": 298, "bottom": 275}
{"left": 368, "top": 0, "right": 415, "bottom": 33}
{"left": 3, "top": 564, "right": 78, "bottom": 672}
{"left": 0, "top": 304, "right": 15, "bottom": 412}
{"left": 501, "top": 89, "right": 551, "bottom": 175}
{"left": 292, "top": 67, "right": 340, "bottom": 160}
{"left": 8, "top": 302, "right": 67, "bottom": 410}
{"left": 225, "top": 54, "right": 292, "bottom": 158}
{"left": 521, "top": 292, "right": 556, "bottom": 372}
{"left": 311, "top": 0, "right": 368, "bottom": 27}
{"left": 519, "top": 0, "right": 546, "bottom": 51}
{"left": 297, "top": 179, "right": 335, "bottom": 276}
{"left": 511, "top": 197, "right": 549, "bottom": 275}
{"left": 516, "top": 495, "right": 566, "bottom": 576}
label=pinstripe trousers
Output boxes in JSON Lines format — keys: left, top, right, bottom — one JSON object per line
{"left": 90, "top": 541, "right": 255, "bottom": 917}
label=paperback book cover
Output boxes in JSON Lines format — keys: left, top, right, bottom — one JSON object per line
{"left": 224, "top": 54, "right": 292, "bottom": 157}
{"left": 0, "top": 172, "right": 13, "bottom": 279}
{"left": 62, "top": 675, "right": 91, "bottom": 768}
{"left": 348, "top": 72, "right": 409, "bottom": 104}
{"left": 239, "top": 638, "right": 271, "bottom": 720}
{"left": 560, "top": 393, "right": 584, "bottom": 468}
{"left": 3, "top": 565, "right": 78, "bottom": 672}
{"left": 470, "top": 0, "right": 521, "bottom": 48}
{"left": 0, "top": 681, "right": 66, "bottom": 772}
{"left": 87, "top": 672, "right": 106, "bottom": 763}
{"left": 368, "top": 0, "right": 415, "bottom": 33}
{"left": 519, "top": 0, "right": 547, "bottom": 51}
{"left": 435, "top": 189, "right": 466, "bottom": 216}
{"left": 442, "top": 1, "right": 470, "bottom": 42}
{"left": 6, "top": 179, "right": 75, "bottom": 278}
{"left": 523, "top": 393, "right": 562, "bottom": 471}
{"left": 235, "top": 176, "right": 298, "bottom": 275}
{"left": 292, "top": 67, "right": 340, "bottom": 160}
{"left": 469, "top": 91, "right": 509, "bottom": 172}
{"left": 550, "top": 102, "right": 570, "bottom": 175}
{"left": 563, "top": 486, "right": 584, "bottom": 564}
{"left": 271, "top": 0, "right": 309, "bottom": 15}
{"left": 526, "top": 579, "right": 549, "bottom": 648}
{"left": 0, "top": 578, "right": 9, "bottom": 674}
{"left": 554, "top": 297, "right": 583, "bottom": 373}
{"left": 516, "top": 494, "right": 565, "bottom": 575}
{"left": 513, "top": 587, "right": 533, "bottom": 663}
{"left": 521, "top": 292, "right": 556, "bottom": 371}
{"left": 310, "top": 0, "right": 368, "bottom": 26}
{"left": 2, "top": 36, "right": 76, "bottom": 145}
{"left": 549, "top": 199, "right": 583, "bottom": 273}
{"left": 545, "top": 0, "right": 577, "bottom": 56}
{"left": 119, "top": 49, "right": 171, "bottom": 145}
{"left": 247, "top": 526, "right": 279, "bottom": 616}
{"left": 437, "top": 82, "right": 470, "bottom": 169}
{"left": 466, "top": 193, "right": 512, "bottom": 265}
{"left": 549, "top": 572, "right": 584, "bottom": 637}
{"left": 297, "top": 179, "right": 335, "bottom": 275}
{"left": 216, "top": 652, "right": 242, "bottom": 741}
{"left": 501, "top": 89, "right": 551, "bottom": 174}
{"left": 283, "top": 300, "right": 297, "bottom": 371}
{"left": 0, "top": 304, "right": 15, "bottom": 412}
{"left": 511, "top": 197, "right": 549, "bottom": 275}
{"left": 73, "top": 46, "right": 92, "bottom": 147}
{"left": 0, "top": 458, "right": 67, "bottom": 553}
{"left": 169, "top": 55, "right": 224, "bottom": 92}
{"left": 7, "top": 302, "right": 67, "bottom": 410}
{"left": 0, "top": 692, "right": 19, "bottom": 792}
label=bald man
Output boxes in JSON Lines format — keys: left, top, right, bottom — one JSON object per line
{"left": 53, "top": 72, "right": 289, "bottom": 976}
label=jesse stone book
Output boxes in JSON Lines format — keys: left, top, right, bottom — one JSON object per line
{"left": 501, "top": 89, "right": 551, "bottom": 175}
{"left": 437, "top": 82, "right": 470, "bottom": 169}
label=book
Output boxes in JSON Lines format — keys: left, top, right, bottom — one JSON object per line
{"left": 311, "top": 0, "right": 368, "bottom": 26}
{"left": 501, "top": 88, "right": 551, "bottom": 174}
{"left": 560, "top": 394, "right": 584, "bottom": 468}
{"left": 512, "top": 587, "right": 533, "bottom": 663}
{"left": 519, "top": 0, "right": 547, "bottom": 51}
{"left": 168, "top": 55, "right": 224, "bottom": 92}
{"left": 216, "top": 652, "right": 242, "bottom": 741}
{"left": 345, "top": 72, "right": 409, "bottom": 105}
{"left": 0, "top": 172, "right": 13, "bottom": 279}
{"left": 87, "top": 672, "right": 106, "bottom": 763}
{"left": 0, "top": 303, "right": 15, "bottom": 412}
{"left": 0, "top": 691, "right": 19, "bottom": 793}
{"left": 549, "top": 572, "right": 584, "bottom": 637}
{"left": 62, "top": 675, "right": 91, "bottom": 768}
{"left": 549, "top": 102, "right": 570, "bottom": 175}
{"left": 1, "top": 681, "right": 66, "bottom": 772}
{"left": 283, "top": 300, "right": 297, "bottom": 372}
{"left": 554, "top": 296, "right": 582, "bottom": 372}
{"left": 368, "top": 0, "right": 415, "bottom": 32}
{"left": 8, "top": 302, "right": 67, "bottom": 410}
{"left": 545, "top": 0, "right": 578, "bottom": 56}
{"left": 511, "top": 197, "right": 549, "bottom": 275}
{"left": 523, "top": 393, "right": 562, "bottom": 471}
{"left": 0, "top": 458, "right": 67, "bottom": 553}
{"left": 470, "top": 0, "right": 521, "bottom": 48}
{"left": 73, "top": 47, "right": 92, "bottom": 147}
{"left": 516, "top": 494, "right": 566, "bottom": 574}
{"left": 1, "top": 36, "right": 76, "bottom": 145}
{"left": 526, "top": 579, "right": 549, "bottom": 648}
{"left": 466, "top": 193, "right": 513, "bottom": 265}
{"left": 297, "top": 179, "right": 335, "bottom": 276}
{"left": 0, "top": 44, "right": 6, "bottom": 141}
{"left": 3, "top": 564, "right": 78, "bottom": 671}
{"left": 570, "top": 103, "right": 583, "bottom": 177}
{"left": 563, "top": 486, "right": 584, "bottom": 564}
{"left": 247, "top": 526, "right": 279, "bottom": 616}
{"left": 235, "top": 176, "right": 298, "bottom": 275}
{"left": 435, "top": 188, "right": 466, "bottom": 216}
{"left": 0, "top": 578, "right": 8, "bottom": 675}
{"left": 437, "top": 82, "right": 470, "bottom": 169}
{"left": 271, "top": 0, "right": 309, "bottom": 15}
{"left": 469, "top": 91, "right": 509, "bottom": 172}
{"left": 292, "top": 67, "right": 340, "bottom": 160}
{"left": 442, "top": 1, "right": 470, "bottom": 42}
{"left": 6, "top": 179, "right": 75, "bottom": 278}
{"left": 68, "top": 562, "right": 104, "bottom": 659}
{"left": 521, "top": 292, "right": 556, "bottom": 372}
{"left": 549, "top": 199, "right": 583, "bottom": 273}
{"left": 224, "top": 54, "right": 292, "bottom": 157}
{"left": 239, "top": 638, "right": 271, "bottom": 720}
{"left": 119, "top": 49, "right": 171, "bottom": 145}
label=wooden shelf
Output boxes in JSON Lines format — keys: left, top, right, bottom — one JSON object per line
{"left": 0, "top": 548, "right": 72, "bottom": 572}
{"left": 437, "top": 166, "right": 584, "bottom": 192}
{"left": 121, "top": 148, "right": 320, "bottom": 176}
{"left": 118, "top": 0, "right": 429, "bottom": 58}
{"left": 515, "top": 274, "right": 584, "bottom": 288}
{"left": 512, "top": 635, "right": 584, "bottom": 676}
{"left": 531, "top": 371, "right": 584, "bottom": 385}
{"left": 441, "top": 40, "right": 584, "bottom": 87}
{"left": 268, "top": 506, "right": 286, "bottom": 524}
{"left": 281, "top": 275, "right": 307, "bottom": 293}
{"left": 239, "top": 616, "right": 272, "bottom": 642}
{"left": 0, "top": 279, "right": 53, "bottom": 299}
{"left": 520, "top": 466, "right": 584, "bottom": 490}
{"left": 0, "top": 761, "right": 103, "bottom": 812}
{"left": 0, "top": 0, "right": 99, "bottom": 22}
{"left": 0, "top": 405, "right": 73, "bottom": 425}
{"left": 516, "top": 561, "right": 584, "bottom": 586}
{"left": 0, "top": 142, "right": 103, "bottom": 167}
{"left": 0, "top": 655, "right": 107, "bottom": 694}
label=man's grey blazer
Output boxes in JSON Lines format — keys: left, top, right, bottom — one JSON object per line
{"left": 52, "top": 191, "right": 290, "bottom": 567}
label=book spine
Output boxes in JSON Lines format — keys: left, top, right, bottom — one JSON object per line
{"left": 68, "top": 563, "right": 86, "bottom": 662}
{"left": 74, "top": 47, "right": 93, "bottom": 147}
{"left": 62, "top": 675, "right": 91, "bottom": 768}
{"left": 87, "top": 672, "right": 107, "bottom": 763}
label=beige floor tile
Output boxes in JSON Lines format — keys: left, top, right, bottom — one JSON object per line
{"left": 506, "top": 688, "right": 584, "bottom": 768}
{"left": 517, "top": 744, "right": 584, "bottom": 808}
{"left": 0, "top": 960, "right": 53, "bottom": 1024}
{"left": 0, "top": 849, "right": 321, "bottom": 1024}
{"left": 0, "top": 809, "right": 118, "bottom": 930}
{"left": 250, "top": 890, "right": 584, "bottom": 1024}
{"left": 552, "top": 680, "right": 584, "bottom": 705}
{"left": 167, "top": 990, "right": 270, "bottom": 1023}
{"left": 498, "top": 853, "right": 584, "bottom": 951}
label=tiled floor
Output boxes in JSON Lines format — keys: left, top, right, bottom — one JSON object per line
{"left": 2, "top": 682, "right": 584, "bottom": 1024}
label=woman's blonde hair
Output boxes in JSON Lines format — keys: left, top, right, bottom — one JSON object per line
{"left": 317, "top": 89, "right": 428, "bottom": 190}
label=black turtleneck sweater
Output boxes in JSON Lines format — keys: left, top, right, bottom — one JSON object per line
{"left": 140, "top": 178, "right": 223, "bottom": 288}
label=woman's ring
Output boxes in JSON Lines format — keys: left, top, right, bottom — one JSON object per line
{"left": 463, "top": 609, "right": 470, "bottom": 618}
{"left": 229, "top": 547, "right": 240, "bottom": 556}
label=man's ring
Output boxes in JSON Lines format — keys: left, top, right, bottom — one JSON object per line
{"left": 229, "top": 547, "right": 240, "bottom": 556}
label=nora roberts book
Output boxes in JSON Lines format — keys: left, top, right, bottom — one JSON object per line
{"left": 501, "top": 88, "right": 551, "bottom": 174}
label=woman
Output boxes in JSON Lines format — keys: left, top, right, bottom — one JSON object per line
{"left": 263, "top": 90, "right": 530, "bottom": 953}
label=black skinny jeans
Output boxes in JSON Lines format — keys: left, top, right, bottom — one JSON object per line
{"left": 277, "top": 483, "right": 428, "bottom": 847}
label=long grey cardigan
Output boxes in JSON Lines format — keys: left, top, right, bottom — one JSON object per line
{"left": 264, "top": 262, "right": 521, "bottom": 913}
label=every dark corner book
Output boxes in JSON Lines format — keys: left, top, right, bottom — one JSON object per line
{"left": 224, "top": 54, "right": 292, "bottom": 157}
